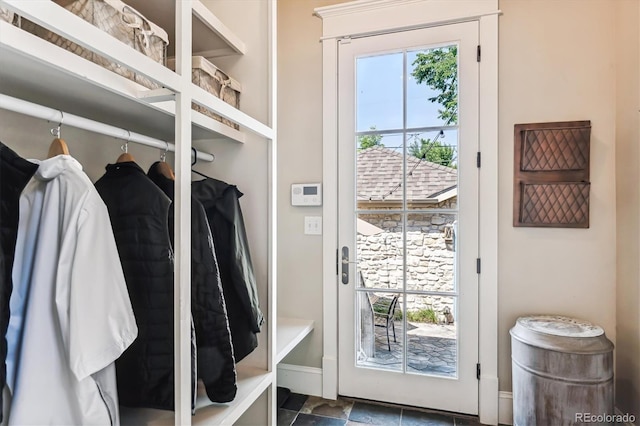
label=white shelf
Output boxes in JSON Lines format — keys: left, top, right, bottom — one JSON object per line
{"left": 0, "top": 20, "right": 252, "bottom": 143}
{"left": 125, "top": 0, "right": 246, "bottom": 58}
{"left": 193, "top": 366, "right": 272, "bottom": 425}
{"left": 120, "top": 366, "right": 273, "bottom": 426}
{"left": 277, "top": 317, "right": 315, "bottom": 364}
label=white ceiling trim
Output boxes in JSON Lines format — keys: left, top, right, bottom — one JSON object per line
{"left": 314, "top": 0, "right": 499, "bottom": 41}
{"left": 314, "top": 0, "right": 425, "bottom": 19}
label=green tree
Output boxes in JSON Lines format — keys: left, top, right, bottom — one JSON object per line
{"left": 358, "top": 126, "right": 383, "bottom": 150}
{"left": 411, "top": 46, "right": 458, "bottom": 125}
{"left": 409, "top": 138, "right": 456, "bottom": 168}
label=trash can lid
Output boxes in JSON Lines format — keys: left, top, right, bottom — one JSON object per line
{"left": 510, "top": 315, "right": 613, "bottom": 354}
{"left": 517, "top": 315, "right": 603, "bottom": 338}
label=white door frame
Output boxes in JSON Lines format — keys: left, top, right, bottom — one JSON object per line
{"left": 316, "top": 1, "right": 500, "bottom": 424}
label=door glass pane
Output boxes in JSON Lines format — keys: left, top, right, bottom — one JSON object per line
{"left": 356, "top": 290, "right": 403, "bottom": 371}
{"left": 406, "top": 294, "right": 457, "bottom": 377}
{"left": 406, "top": 212, "right": 456, "bottom": 293}
{"left": 357, "top": 213, "right": 403, "bottom": 292}
{"left": 407, "top": 46, "right": 458, "bottom": 129}
{"left": 356, "top": 53, "right": 403, "bottom": 132}
{"left": 356, "top": 132, "right": 404, "bottom": 204}
{"left": 405, "top": 129, "right": 458, "bottom": 210}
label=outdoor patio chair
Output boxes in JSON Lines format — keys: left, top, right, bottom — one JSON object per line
{"left": 373, "top": 294, "right": 399, "bottom": 351}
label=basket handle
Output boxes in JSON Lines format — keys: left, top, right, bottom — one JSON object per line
{"left": 210, "top": 73, "right": 233, "bottom": 98}
{"left": 0, "top": 7, "right": 13, "bottom": 23}
{"left": 121, "top": 5, "right": 153, "bottom": 49}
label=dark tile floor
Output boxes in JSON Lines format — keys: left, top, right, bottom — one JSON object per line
{"left": 278, "top": 392, "right": 482, "bottom": 426}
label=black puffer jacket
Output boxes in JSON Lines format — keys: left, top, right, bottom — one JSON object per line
{"left": 148, "top": 163, "right": 236, "bottom": 403}
{"left": 0, "top": 142, "right": 38, "bottom": 422}
{"left": 192, "top": 178, "right": 263, "bottom": 362}
{"left": 95, "top": 161, "right": 195, "bottom": 410}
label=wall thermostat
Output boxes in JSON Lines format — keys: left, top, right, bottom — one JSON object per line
{"left": 291, "top": 183, "right": 322, "bottom": 206}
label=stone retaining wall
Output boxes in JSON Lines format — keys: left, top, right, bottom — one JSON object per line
{"left": 357, "top": 211, "right": 457, "bottom": 321}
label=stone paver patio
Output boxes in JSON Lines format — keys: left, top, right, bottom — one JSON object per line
{"left": 358, "top": 322, "right": 458, "bottom": 377}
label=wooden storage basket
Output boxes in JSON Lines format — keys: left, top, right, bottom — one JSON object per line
{"left": 168, "top": 56, "right": 242, "bottom": 130}
{"left": 19, "top": 0, "right": 168, "bottom": 89}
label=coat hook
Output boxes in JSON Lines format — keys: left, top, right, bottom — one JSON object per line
{"left": 50, "top": 110, "right": 64, "bottom": 139}
{"left": 160, "top": 141, "right": 169, "bottom": 162}
{"left": 121, "top": 130, "right": 131, "bottom": 153}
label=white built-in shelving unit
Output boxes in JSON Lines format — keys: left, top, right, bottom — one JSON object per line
{"left": 0, "top": 1, "right": 313, "bottom": 424}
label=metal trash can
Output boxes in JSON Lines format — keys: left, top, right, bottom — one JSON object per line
{"left": 510, "top": 315, "right": 614, "bottom": 426}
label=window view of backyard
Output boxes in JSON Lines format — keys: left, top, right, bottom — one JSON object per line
{"left": 354, "top": 45, "right": 459, "bottom": 377}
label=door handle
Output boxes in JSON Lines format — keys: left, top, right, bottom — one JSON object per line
{"left": 341, "top": 246, "right": 357, "bottom": 284}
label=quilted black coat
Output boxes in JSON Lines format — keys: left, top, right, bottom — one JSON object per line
{"left": 95, "top": 161, "right": 195, "bottom": 410}
{"left": 0, "top": 142, "right": 38, "bottom": 422}
{"left": 192, "top": 178, "right": 263, "bottom": 362}
{"left": 148, "top": 162, "right": 236, "bottom": 403}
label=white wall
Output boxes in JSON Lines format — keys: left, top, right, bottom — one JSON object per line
{"left": 278, "top": 0, "right": 636, "bottom": 409}
{"left": 615, "top": 0, "right": 640, "bottom": 419}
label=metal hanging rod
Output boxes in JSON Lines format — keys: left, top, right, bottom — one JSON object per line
{"left": 0, "top": 93, "right": 215, "bottom": 162}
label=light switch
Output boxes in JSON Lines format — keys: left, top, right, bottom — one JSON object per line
{"left": 304, "top": 216, "right": 322, "bottom": 235}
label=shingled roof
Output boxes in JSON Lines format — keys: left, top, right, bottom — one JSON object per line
{"left": 357, "top": 146, "right": 457, "bottom": 203}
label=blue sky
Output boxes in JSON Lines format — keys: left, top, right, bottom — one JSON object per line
{"left": 355, "top": 48, "right": 458, "bottom": 151}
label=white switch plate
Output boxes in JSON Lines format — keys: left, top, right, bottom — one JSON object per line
{"left": 304, "top": 216, "right": 322, "bottom": 235}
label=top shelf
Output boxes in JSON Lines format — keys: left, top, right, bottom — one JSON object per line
{"left": 124, "top": 0, "right": 246, "bottom": 58}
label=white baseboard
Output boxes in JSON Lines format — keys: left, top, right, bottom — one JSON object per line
{"left": 276, "top": 364, "right": 323, "bottom": 397}
{"left": 499, "top": 391, "right": 513, "bottom": 425}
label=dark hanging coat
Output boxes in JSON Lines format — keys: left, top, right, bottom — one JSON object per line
{"left": 95, "top": 161, "right": 195, "bottom": 411}
{"left": 0, "top": 142, "right": 38, "bottom": 422}
{"left": 192, "top": 178, "right": 263, "bottom": 362}
{"left": 148, "top": 162, "right": 236, "bottom": 403}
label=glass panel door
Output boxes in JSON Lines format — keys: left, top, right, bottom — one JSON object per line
{"left": 338, "top": 22, "right": 479, "bottom": 414}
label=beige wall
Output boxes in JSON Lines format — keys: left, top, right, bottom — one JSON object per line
{"left": 615, "top": 0, "right": 640, "bottom": 419}
{"left": 277, "top": 0, "right": 347, "bottom": 367}
{"left": 278, "top": 0, "right": 637, "bottom": 412}
{"left": 498, "top": 0, "right": 618, "bottom": 391}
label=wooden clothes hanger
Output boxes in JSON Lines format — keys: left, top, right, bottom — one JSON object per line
{"left": 47, "top": 112, "right": 70, "bottom": 158}
{"left": 116, "top": 131, "right": 135, "bottom": 163}
{"left": 116, "top": 151, "right": 135, "bottom": 162}
{"left": 48, "top": 137, "right": 69, "bottom": 158}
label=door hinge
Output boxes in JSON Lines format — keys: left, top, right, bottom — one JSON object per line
{"left": 476, "top": 152, "right": 481, "bottom": 168}
{"left": 476, "top": 258, "right": 481, "bottom": 274}
{"left": 477, "top": 45, "right": 481, "bottom": 62}
{"left": 476, "top": 363, "right": 481, "bottom": 380}
{"left": 336, "top": 249, "right": 339, "bottom": 275}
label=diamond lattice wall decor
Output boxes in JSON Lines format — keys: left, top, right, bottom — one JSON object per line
{"left": 513, "top": 121, "right": 591, "bottom": 228}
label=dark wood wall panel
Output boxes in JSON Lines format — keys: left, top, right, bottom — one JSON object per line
{"left": 513, "top": 121, "right": 591, "bottom": 228}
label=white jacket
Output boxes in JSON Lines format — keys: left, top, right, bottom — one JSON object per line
{"left": 7, "top": 155, "right": 137, "bottom": 425}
